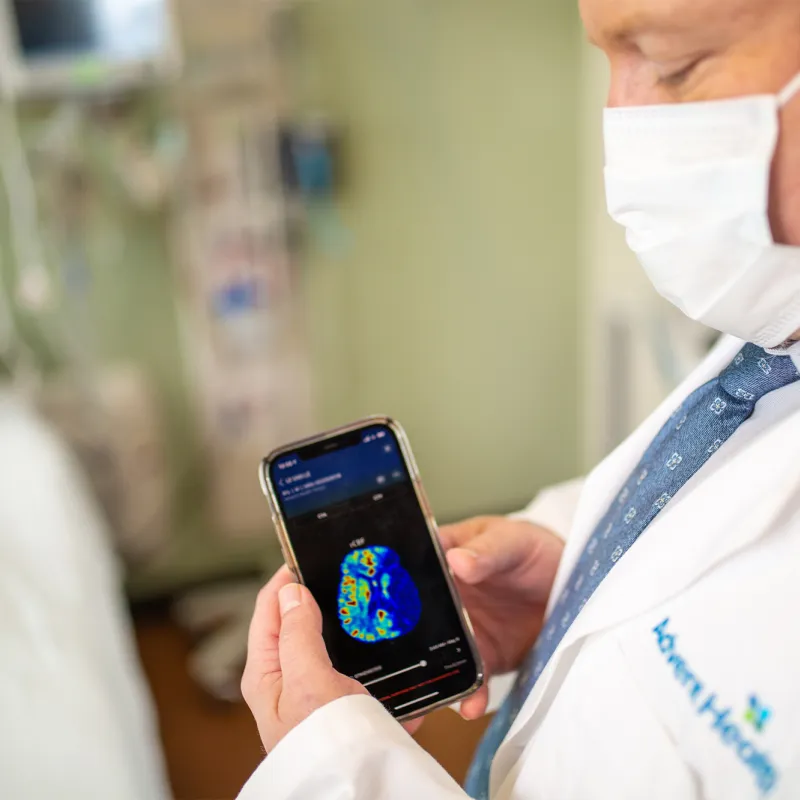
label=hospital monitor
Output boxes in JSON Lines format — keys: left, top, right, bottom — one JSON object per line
{"left": 0, "top": 0, "right": 179, "bottom": 96}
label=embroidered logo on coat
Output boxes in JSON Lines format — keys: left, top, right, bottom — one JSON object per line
{"left": 652, "top": 618, "right": 778, "bottom": 795}
{"left": 745, "top": 695, "right": 772, "bottom": 734}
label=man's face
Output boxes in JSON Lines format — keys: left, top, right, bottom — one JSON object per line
{"left": 581, "top": 0, "right": 800, "bottom": 245}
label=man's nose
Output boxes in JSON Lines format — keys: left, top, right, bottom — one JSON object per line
{"left": 606, "top": 57, "right": 663, "bottom": 108}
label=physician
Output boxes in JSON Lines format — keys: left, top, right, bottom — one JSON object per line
{"left": 237, "top": 0, "right": 800, "bottom": 797}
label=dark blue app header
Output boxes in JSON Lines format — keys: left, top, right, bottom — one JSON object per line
{"left": 273, "top": 425, "right": 408, "bottom": 518}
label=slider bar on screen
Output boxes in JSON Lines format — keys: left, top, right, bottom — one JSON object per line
{"left": 363, "top": 660, "right": 427, "bottom": 687}
{"left": 394, "top": 692, "right": 439, "bottom": 712}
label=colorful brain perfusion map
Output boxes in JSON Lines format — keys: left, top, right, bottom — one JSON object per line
{"left": 338, "top": 546, "right": 422, "bottom": 643}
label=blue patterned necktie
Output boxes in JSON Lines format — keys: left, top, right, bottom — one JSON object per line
{"left": 465, "top": 344, "right": 800, "bottom": 799}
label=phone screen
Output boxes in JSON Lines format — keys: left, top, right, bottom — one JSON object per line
{"left": 270, "top": 422, "right": 480, "bottom": 717}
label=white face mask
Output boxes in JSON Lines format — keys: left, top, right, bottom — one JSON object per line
{"left": 604, "top": 72, "right": 800, "bottom": 348}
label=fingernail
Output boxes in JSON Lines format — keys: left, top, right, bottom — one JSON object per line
{"left": 456, "top": 548, "right": 479, "bottom": 559}
{"left": 279, "top": 584, "right": 302, "bottom": 617}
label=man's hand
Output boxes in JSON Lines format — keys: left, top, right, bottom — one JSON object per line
{"left": 241, "top": 566, "right": 368, "bottom": 752}
{"left": 440, "top": 517, "right": 564, "bottom": 720}
{"left": 241, "top": 567, "right": 424, "bottom": 753}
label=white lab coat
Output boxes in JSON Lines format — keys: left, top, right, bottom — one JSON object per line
{"left": 238, "top": 335, "right": 800, "bottom": 800}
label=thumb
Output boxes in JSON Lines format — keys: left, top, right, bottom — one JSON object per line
{"left": 278, "top": 583, "right": 333, "bottom": 683}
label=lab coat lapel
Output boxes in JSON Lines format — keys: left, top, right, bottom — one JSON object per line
{"left": 558, "top": 404, "right": 800, "bottom": 652}
{"left": 493, "top": 338, "right": 800, "bottom": 786}
{"left": 553, "top": 338, "right": 745, "bottom": 601}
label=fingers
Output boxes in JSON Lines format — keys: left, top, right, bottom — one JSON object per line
{"left": 446, "top": 547, "right": 483, "bottom": 584}
{"left": 403, "top": 717, "right": 425, "bottom": 736}
{"left": 244, "top": 566, "right": 294, "bottom": 679}
{"left": 459, "top": 684, "right": 489, "bottom": 720}
{"left": 438, "top": 517, "right": 497, "bottom": 551}
{"left": 446, "top": 519, "right": 537, "bottom": 585}
{"left": 277, "top": 583, "right": 333, "bottom": 683}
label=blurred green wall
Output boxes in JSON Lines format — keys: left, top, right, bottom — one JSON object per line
{"left": 296, "top": 0, "right": 582, "bottom": 521}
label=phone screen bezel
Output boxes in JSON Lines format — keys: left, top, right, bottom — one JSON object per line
{"left": 259, "top": 415, "right": 484, "bottom": 721}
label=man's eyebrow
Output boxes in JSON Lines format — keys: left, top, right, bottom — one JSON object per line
{"left": 586, "top": 17, "right": 645, "bottom": 48}
{"left": 587, "top": 15, "right": 699, "bottom": 49}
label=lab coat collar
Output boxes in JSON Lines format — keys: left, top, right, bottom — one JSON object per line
{"left": 492, "top": 336, "right": 800, "bottom": 787}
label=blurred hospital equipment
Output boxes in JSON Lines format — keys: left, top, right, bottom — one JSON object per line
{"left": 36, "top": 364, "right": 172, "bottom": 564}
{"left": 173, "top": 579, "right": 263, "bottom": 701}
{"left": 0, "top": 0, "right": 180, "bottom": 97}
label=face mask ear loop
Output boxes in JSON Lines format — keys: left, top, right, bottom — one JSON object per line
{"left": 778, "top": 72, "right": 800, "bottom": 107}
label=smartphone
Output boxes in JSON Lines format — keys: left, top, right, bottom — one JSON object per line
{"left": 259, "top": 417, "right": 483, "bottom": 721}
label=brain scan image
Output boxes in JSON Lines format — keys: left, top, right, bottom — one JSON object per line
{"left": 337, "top": 546, "right": 422, "bottom": 643}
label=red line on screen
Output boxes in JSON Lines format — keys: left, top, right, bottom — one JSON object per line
{"left": 378, "top": 669, "right": 460, "bottom": 702}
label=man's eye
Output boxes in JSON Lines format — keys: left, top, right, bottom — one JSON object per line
{"left": 657, "top": 57, "right": 705, "bottom": 88}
